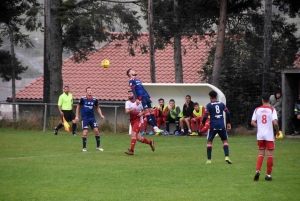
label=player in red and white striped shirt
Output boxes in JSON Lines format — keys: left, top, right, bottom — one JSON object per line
{"left": 251, "top": 94, "right": 279, "bottom": 181}
{"left": 124, "top": 90, "right": 155, "bottom": 155}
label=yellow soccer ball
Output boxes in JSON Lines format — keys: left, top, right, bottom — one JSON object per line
{"left": 101, "top": 59, "right": 110, "bottom": 68}
{"left": 276, "top": 131, "right": 283, "bottom": 140}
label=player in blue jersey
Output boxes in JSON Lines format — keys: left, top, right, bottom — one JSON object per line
{"left": 75, "top": 87, "right": 105, "bottom": 152}
{"left": 201, "top": 91, "right": 232, "bottom": 164}
{"left": 127, "top": 69, "right": 163, "bottom": 134}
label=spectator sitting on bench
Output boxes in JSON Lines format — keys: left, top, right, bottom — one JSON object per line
{"left": 179, "top": 95, "right": 194, "bottom": 136}
{"left": 156, "top": 98, "right": 169, "bottom": 135}
{"left": 292, "top": 94, "right": 300, "bottom": 136}
{"left": 165, "top": 99, "right": 182, "bottom": 135}
{"left": 190, "top": 102, "right": 205, "bottom": 136}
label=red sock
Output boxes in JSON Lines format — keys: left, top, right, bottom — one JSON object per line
{"left": 267, "top": 155, "right": 273, "bottom": 175}
{"left": 141, "top": 137, "right": 150, "bottom": 144}
{"left": 130, "top": 137, "right": 137, "bottom": 150}
{"left": 256, "top": 154, "right": 264, "bottom": 171}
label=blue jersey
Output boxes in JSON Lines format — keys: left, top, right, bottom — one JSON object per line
{"left": 204, "top": 101, "right": 230, "bottom": 129}
{"left": 129, "top": 78, "right": 150, "bottom": 99}
{"left": 78, "top": 96, "right": 99, "bottom": 120}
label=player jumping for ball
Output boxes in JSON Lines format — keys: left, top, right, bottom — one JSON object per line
{"left": 124, "top": 90, "right": 155, "bottom": 155}
{"left": 127, "top": 69, "right": 163, "bottom": 134}
{"left": 75, "top": 87, "right": 105, "bottom": 152}
{"left": 251, "top": 94, "right": 279, "bottom": 181}
{"left": 202, "top": 91, "right": 232, "bottom": 164}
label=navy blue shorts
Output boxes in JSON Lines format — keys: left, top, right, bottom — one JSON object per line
{"left": 207, "top": 128, "right": 228, "bottom": 141}
{"left": 141, "top": 96, "right": 152, "bottom": 109}
{"left": 82, "top": 118, "right": 98, "bottom": 130}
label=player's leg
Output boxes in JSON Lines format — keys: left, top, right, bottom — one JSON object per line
{"left": 191, "top": 118, "right": 196, "bottom": 133}
{"left": 179, "top": 117, "right": 185, "bottom": 134}
{"left": 90, "top": 120, "right": 103, "bottom": 151}
{"left": 265, "top": 141, "right": 275, "bottom": 181}
{"left": 206, "top": 129, "right": 216, "bottom": 164}
{"left": 220, "top": 129, "right": 232, "bottom": 164}
{"left": 254, "top": 140, "right": 266, "bottom": 181}
{"left": 70, "top": 111, "right": 77, "bottom": 136}
{"left": 125, "top": 121, "right": 138, "bottom": 155}
{"left": 136, "top": 121, "right": 155, "bottom": 152}
{"left": 54, "top": 115, "right": 64, "bottom": 135}
{"left": 174, "top": 117, "right": 180, "bottom": 135}
{"left": 142, "top": 117, "right": 147, "bottom": 135}
{"left": 200, "top": 119, "right": 210, "bottom": 135}
{"left": 184, "top": 117, "right": 192, "bottom": 135}
{"left": 82, "top": 120, "right": 89, "bottom": 152}
{"left": 157, "top": 117, "right": 162, "bottom": 129}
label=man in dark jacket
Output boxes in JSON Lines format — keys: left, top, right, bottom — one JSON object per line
{"left": 179, "top": 95, "right": 194, "bottom": 135}
{"left": 270, "top": 89, "right": 282, "bottom": 130}
{"left": 292, "top": 94, "right": 300, "bottom": 135}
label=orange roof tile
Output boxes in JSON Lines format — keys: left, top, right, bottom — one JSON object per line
{"left": 14, "top": 33, "right": 213, "bottom": 101}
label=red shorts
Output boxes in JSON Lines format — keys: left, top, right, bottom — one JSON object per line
{"left": 131, "top": 119, "right": 141, "bottom": 133}
{"left": 257, "top": 140, "right": 275, "bottom": 150}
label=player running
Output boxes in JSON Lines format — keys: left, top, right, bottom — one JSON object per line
{"left": 202, "top": 91, "right": 232, "bottom": 164}
{"left": 251, "top": 94, "right": 279, "bottom": 181}
{"left": 127, "top": 69, "right": 163, "bottom": 134}
{"left": 125, "top": 90, "right": 155, "bottom": 155}
{"left": 75, "top": 87, "right": 105, "bottom": 152}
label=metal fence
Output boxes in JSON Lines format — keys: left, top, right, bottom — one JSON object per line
{"left": 0, "top": 102, "right": 119, "bottom": 133}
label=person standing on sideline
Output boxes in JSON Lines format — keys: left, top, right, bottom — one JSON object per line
{"left": 202, "top": 91, "right": 232, "bottom": 164}
{"left": 127, "top": 69, "right": 163, "bottom": 134}
{"left": 270, "top": 89, "right": 282, "bottom": 132}
{"left": 54, "top": 86, "right": 77, "bottom": 136}
{"left": 251, "top": 94, "right": 279, "bottom": 181}
{"left": 75, "top": 87, "right": 105, "bottom": 152}
{"left": 124, "top": 90, "right": 155, "bottom": 155}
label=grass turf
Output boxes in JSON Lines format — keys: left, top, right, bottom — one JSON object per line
{"left": 0, "top": 128, "right": 300, "bottom": 201}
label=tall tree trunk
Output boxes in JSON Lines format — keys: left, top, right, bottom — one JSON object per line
{"left": 212, "top": 0, "right": 227, "bottom": 88}
{"left": 148, "top": 0, "right": 156, "bottom": 83}
{"left": 48, "top": 0, "right": 63, "bottom": 116}
{"left": 263, "top": 0, "right": 272, "bottom": 94}
{"left": 173, "top": 0, "right": 183, "bottom": 83}
{"left": 9, "top": 30, "right": 17, "bottom": 121}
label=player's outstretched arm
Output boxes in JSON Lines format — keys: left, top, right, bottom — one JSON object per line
{"left": 97, "top": 107, "right": 105, "bottom": 119}
{"left": 75, "top": 104, "right": 80, "bottom": 121}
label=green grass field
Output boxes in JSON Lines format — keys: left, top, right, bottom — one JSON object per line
{"left": 0, "top": 128, "right": 300, "bottom": 201}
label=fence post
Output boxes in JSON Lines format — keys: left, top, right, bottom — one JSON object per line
{"left": 114, "top": 106, "right": 117, "bottom": 134}
{"left": 43, "top": 103, "right": 47, "bottom": 132}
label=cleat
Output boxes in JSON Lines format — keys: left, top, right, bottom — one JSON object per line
{"left": 82, "top": 148, "right": 87, "bottom": 152}
{"left": 197, "top": 131, "right": 203, "bottom": 137}
{"left": 225, "top": 156, "right": 232, "bottom": 164}
{"left": 96, "top": 147, "right": 104, "bottom": 151}
{"left": 72, "top": 132, "right": 77, "bottom": 136}
{"left": 155, "top": 132, "right": 161, "bottom": 136}
{"left": 190, "top": 132, "right": 198, "bottom": 136}
{"left": 265, "top": 175, "right": 272, "bottom": 181}
{"left": 254, "top": 171, "right": 260, "bottom": 181}
{"left": 150, "top": 140, "right": 155, "bottom": 152}
{"left": 125, "top": 149, "right": 134, "bottom": 155}
{"left": 141, "top": 131, "right": 146, "bottom": 136}
{"left": 206, "top": 160, "right": 212, "bottom": 164}
{"left": 215, "top": 134, "right": 219, "bottom": 137}
{"left": 54, "top": 128, "right": 58, "bottom": 135}
{"left": 174, "top": 131, "right": 180, "bottom": 136}
{"left": 180, "top": 131, "right": 185, "bottom": 136}
{"left": 164, "top": 131, "right": 170, "bottom": 135}
{"left": 154, "top": 128, "right": 164, "bottom": 133}
{"left": 149, "top": 131, "right": 154, "bottom": 135}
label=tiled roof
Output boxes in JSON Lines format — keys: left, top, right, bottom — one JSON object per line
{"left": 13, "top": 33, "right": 213, "bottom": 101}
{"left": 294, "top": 53, "right": 300, "bottom": 68}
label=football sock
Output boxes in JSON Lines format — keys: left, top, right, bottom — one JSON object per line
{"left": 82, "top": 136, "right": 87, "bottom": 148}
{"left": 56, "top": 123, "right": 63, "bottom": 130}
{"left": 150, "top": 113, "right": 157, "bottom": 127}
{"left": 223, "top": 142, "right": 229, "bottom": 156}
{"left": 146, "top": 114, "right": 155, "bottom": 127}
{"left": 72, "top": 123, "right": 77, "bottom": 133}
{"left": 130, "top": 137, "right": 137, "bottom": 150}
{"left": 256, "top": 154, "right": 264, "bottom": 171}
{"left": 95, "top": 135, "right": 100, "bottom": 147}
{"left": 267, "top": 155, "right": 273, "bottom": 175}
{"left": 141, "top": 137, "right": 150, "bottom": 144}
{"left": 207, "top": 144, "right": 212, "bottom": 160}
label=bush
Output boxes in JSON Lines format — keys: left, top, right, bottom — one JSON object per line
{"left": 98, "top": 120, "right": 114, "bottom": 132}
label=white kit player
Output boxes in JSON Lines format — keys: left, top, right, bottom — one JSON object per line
{"left": 251, "top": 94, "right": 279, "bottom": 181}
{"left": 124, "top": 90, "right": 155, "bottom": 155}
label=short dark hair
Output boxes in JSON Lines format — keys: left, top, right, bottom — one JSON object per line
{"left": 169, "top": 99, "right": 175, "bottom": 103}
{"left": 185, "top": 95, "right": 191, "bottom": 99}
{"left": 127, "top": 90, "right": 132, "bottom": 93}
{"left": 86, "top": 87, "right": 91, "bottom": 92}
{"left": 64, "top": 86, "right": 69, "bottom": 88}
{"left": 126, "top": 69, "right": 131, "bottom": 77}
{"left": 209, "top": 91, "right": 217, "bottom": 99}
{"left": 262, "top": 93, "right": 270, "bottom": 103}
{"left": 194, "top": 102, "right": 199, "bottom": 107}
{"left": 158, "top": 98, "right": 164, "bottom": 102}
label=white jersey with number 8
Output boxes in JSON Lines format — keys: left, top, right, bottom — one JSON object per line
{"left": 251, "top": 106, "right": 278, "bottom": 141}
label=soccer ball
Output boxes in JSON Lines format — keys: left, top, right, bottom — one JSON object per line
{"left": 101, "top": 59, "right": 110, "bottom": 68}
{"left": 276, "top": 131, "right": 283, "bottom": 140}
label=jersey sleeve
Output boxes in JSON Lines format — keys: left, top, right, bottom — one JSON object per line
{"left": 272, "top": 109, "right": 278, "bottom": 120}
{"left": 251, "top": 109, "right": 257, "bottom": 121}
{"left": 125, "top": 101, "right": 130, "bottom": 109}
{"left": 78, "top": 98, "right": 84, "bottom": 106}
{"left": 58, "top": 95, "right": 62, "bottom": 106}
{"left": 94, "top": 99, "right": 99, "bottom": 108}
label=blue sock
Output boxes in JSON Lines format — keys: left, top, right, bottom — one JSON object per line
{"left": 95, "top": 135, "right": 100, "bottom": 147}
{"left": 146, "top": 115, "right": 156, "bottom": 127}
{"left": 150, "top": 114, "right": 157, "bottom": 127}
{"left": 223, "top": 144, "right": 229, "bottom": 157}
{"left": 82, "top": 137, "right": 87, "bottom": 148}
{"left": 207, "top": 145, "right": 212, "bottom": 160}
